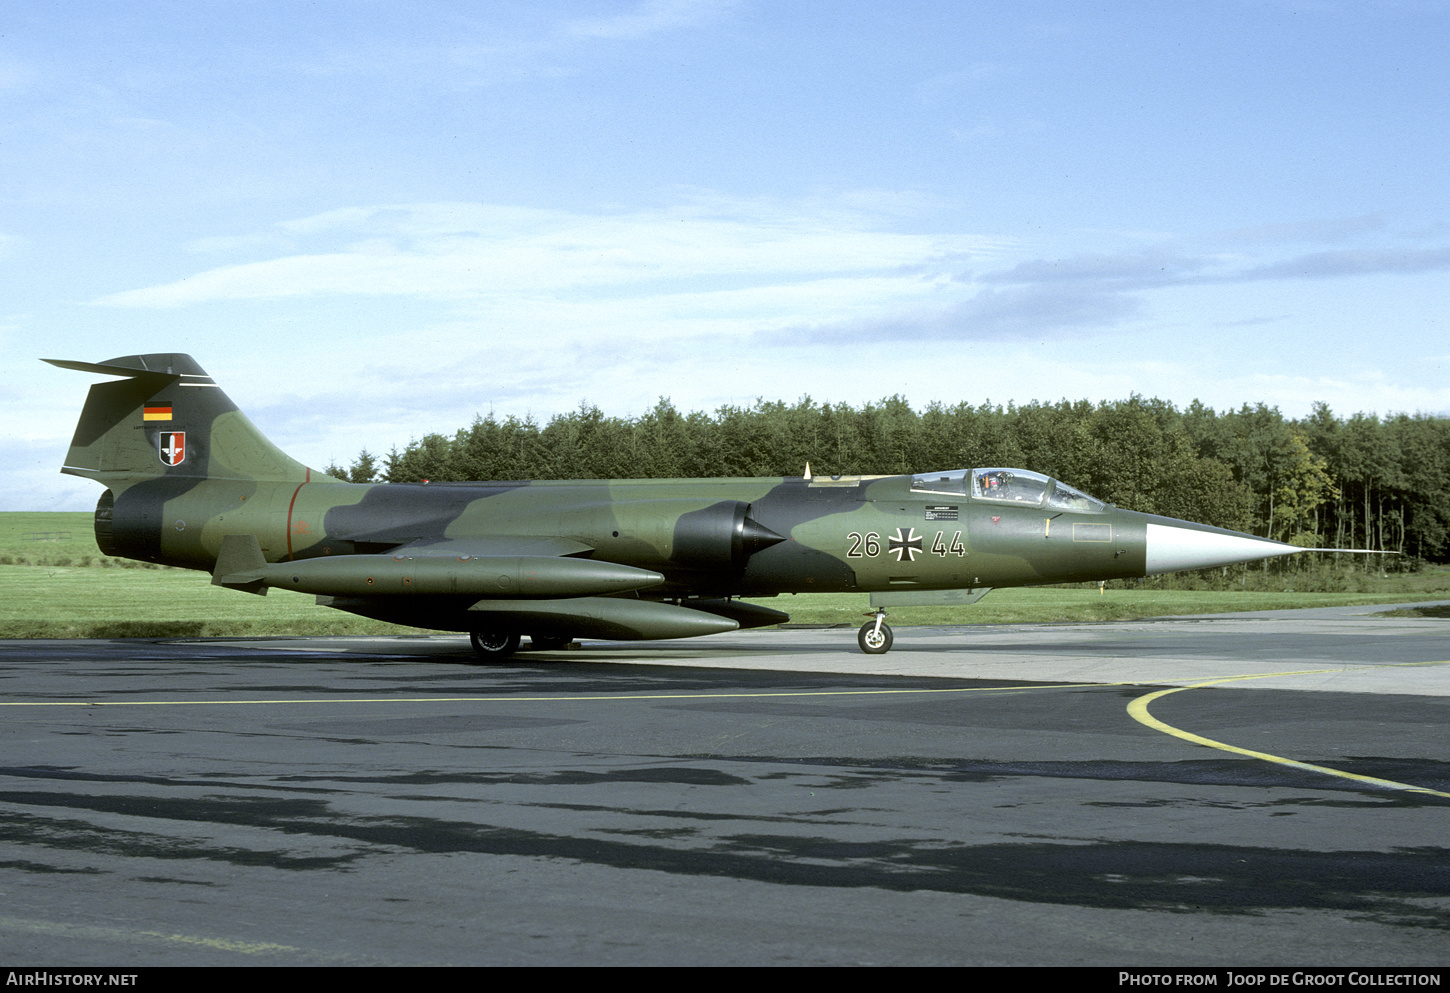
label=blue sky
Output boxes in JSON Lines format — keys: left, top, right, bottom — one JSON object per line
{"left": 5, "top": 1, "right": 1449, "bottom": 510}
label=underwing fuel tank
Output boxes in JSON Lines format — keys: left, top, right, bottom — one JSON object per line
{"left": 320, "top": 592, "right": 745, "bottom": 640}
{"left": 214, "top": 539, "right": 665, "bottom": 598}
{"left": 467, "top": 596, "right": 741, "bottom": 640}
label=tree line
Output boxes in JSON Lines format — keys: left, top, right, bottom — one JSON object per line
{"left": 326, "top": 395, "right": 1450, "bottom": 564}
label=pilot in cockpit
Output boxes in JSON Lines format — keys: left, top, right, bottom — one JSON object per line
{"left": 981, "top": 470, "right": 1013, "bottom": 495}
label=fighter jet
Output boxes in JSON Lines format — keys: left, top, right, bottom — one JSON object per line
{"left": 48, "top": 353, "right": 1330, "bottom": 659}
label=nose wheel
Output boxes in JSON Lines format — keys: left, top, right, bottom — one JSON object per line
{"left": 857, "top": 610, "right": 893, "bottom": 654}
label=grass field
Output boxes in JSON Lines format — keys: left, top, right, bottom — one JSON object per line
{"left": 4, "top": 511, "right": 1448, "bottom": 638}
{"left": 0, "top": 511, "right": 109, "bottom": 565}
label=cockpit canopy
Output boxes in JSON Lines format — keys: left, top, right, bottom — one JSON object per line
{"left": 909, "top": 468, "right": 1107, "bottom": 513}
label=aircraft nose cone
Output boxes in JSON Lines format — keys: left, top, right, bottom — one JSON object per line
{"left": 1145, "top": 522, "right": 1299, "bottom": 575}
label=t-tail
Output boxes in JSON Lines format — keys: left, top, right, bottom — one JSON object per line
{"left": 46, "top": 353, "right": 338, "bottom": 568}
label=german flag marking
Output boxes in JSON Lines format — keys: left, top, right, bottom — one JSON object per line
{"left": 143, "top": 405, "right": 172, "bottom": 421}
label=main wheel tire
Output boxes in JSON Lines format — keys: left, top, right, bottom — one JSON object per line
{"left": 469, "top": 629, "right": 521, "bottom": 662}
{"left": 857, "top": 621, "right": 893, "bottom": 654}
{"left": 528, "top": 635, "right": 572, "bottom": 651}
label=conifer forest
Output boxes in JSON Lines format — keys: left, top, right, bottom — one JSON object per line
{"left": 327, "top": 396, "right": 1450, "bottom": 570}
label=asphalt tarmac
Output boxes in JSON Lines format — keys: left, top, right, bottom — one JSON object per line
{"left": 1, "top": 603, "right": 1448, "bottom": 966}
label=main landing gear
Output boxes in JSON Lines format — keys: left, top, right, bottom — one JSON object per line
{"left": 469, "top": 629, "right": 520, "bottom": 661}
{"left": 468, "top": 631, "right": 575, "bottom": 662}
{"left": 857, "top": 609, "right": 893, "bottom": 654}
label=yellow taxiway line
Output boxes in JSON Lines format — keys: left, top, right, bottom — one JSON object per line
{"left": 1126, "top": 661, "right": 1450, "bottom": 800}
{"left": 5, "top": 661, "right": 1447, "bottom": 798}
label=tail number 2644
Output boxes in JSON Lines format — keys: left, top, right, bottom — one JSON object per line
{"left": 846, "top": 530, "right": 965, "bottom": 558}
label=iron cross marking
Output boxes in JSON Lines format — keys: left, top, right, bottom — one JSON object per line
{"left": 888, "top": 527, "right": 923, "bottom": 562}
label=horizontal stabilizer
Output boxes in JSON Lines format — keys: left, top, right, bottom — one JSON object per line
{"left": 44, "top": 354, "right": 213, "bottom": 379}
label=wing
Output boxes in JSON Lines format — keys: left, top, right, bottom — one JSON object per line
{"left": 390, "top": 535, "right": 596, "bottom": 559}
{"left": 212, "top": 535, "right": 787, "bottom": 642}
{"left": 213, "top": 535, "right": 663, "bottom": 598}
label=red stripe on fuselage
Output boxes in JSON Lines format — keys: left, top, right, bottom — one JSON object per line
{"left": 285, "top": 468, "right": 311, "bottom": 560}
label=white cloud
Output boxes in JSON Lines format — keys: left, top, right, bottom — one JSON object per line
{"left": 1237, "top": 247, "right": 1450, "bottom": 281}
{"left": 94, "top": 201, "right": 1004, "bottom": 320}
{"left": 52, "top": 197, "right": 1450, "bottom": 497}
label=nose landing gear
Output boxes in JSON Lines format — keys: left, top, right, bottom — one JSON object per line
{"left": 857, "top": 609, "right": 893, "bottom": 654}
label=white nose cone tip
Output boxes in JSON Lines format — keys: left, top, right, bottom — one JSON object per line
{"left": 1145, "top": 522, "right": 1299, "bottom": 575}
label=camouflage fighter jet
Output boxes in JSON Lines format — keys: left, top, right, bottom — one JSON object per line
{"left": 48, "top": 353, "right": 1329, "bottom": 659}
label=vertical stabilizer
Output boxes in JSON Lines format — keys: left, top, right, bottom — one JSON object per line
{"left": 45, "top": 354, "right": 315, "bottom": 486}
